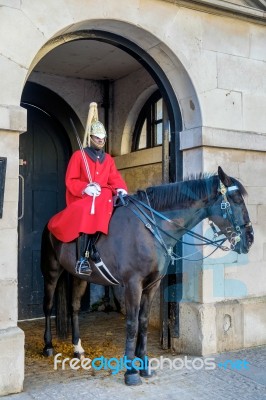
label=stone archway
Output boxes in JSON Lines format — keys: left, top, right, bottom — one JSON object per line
{"left": 20, "top": 19, "right": 201, "bottom": 361}
{"left": 27, "top": 24, "right": 202, "bottom": 180}
{"left": 0, "top": 9, "right": 202, "bottom": 395}
{"left": 29, "top": 21, "right": 202, "bottom": 139}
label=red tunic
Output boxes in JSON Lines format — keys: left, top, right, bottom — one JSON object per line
{"left": 47, "top": 149, "right": 127, "bottom": 242}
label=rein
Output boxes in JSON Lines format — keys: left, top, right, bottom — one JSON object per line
{"left": 126, "top": 195, "right": 228, "bottom": 263}
{"left": 128, "top": 196, "right": 226, "bottom": 245}
{"left": 120, "top": 180, "right": 247, "bottom": 263}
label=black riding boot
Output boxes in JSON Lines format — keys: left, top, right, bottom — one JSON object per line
{"left": 75, "top": 234, "right": 92, "bottom": 275}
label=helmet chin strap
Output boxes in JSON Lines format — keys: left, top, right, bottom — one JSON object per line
{"left": 90, "top": 136, "right": 106, "bottom": 149}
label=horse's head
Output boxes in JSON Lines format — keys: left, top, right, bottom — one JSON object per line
{"left": 208, "top": 167, "right": 254, "bottom": 254}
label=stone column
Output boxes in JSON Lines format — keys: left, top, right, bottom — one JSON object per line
{"left": 172, "top": 126, "right": 266, "bottom": 355}
{"left": 0, "top": 105, "right": 27, "bottom": 396}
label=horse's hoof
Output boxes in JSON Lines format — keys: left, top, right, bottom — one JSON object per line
{"left": 43, "top": 347, "right": 54, "bottom": 357}
{"left": 140, "top": 369, "right": 156, "bottom": 378}
{"left": 124, "top": 373, "right": 142, "bottom": 386}
{"left": 74, "top": 352, "right": 85, "bottom": 360}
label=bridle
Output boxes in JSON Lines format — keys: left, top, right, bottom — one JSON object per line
{"left": 120, "top": 179, "right": 252, "bottom": 263}
{"left": 209, "top": 181, "right": 253, "bottom": 251}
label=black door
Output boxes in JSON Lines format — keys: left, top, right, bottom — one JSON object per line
{"left": 18, "top": 105, "right": 70, "bottom": 319}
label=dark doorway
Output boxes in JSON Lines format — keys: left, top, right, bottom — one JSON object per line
{"left": 18, "top": 104, "right": 71, "bottom": 319}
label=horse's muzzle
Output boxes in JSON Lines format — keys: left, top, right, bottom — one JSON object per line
{"left": 246, "top": 224, "right": 254, "bottom": 250}
{"left": 241, "top": 222, "right": 254, "bottom": 254}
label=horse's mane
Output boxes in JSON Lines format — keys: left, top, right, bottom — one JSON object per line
{"left": 136, "top": 173, "right": 247, "bottom": 211}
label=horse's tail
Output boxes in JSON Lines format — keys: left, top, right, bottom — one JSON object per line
{"left": 55, "top": 270, "right": 70, "bottom": 339}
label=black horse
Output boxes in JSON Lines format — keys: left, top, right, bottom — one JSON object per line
{"left": 41, "top": 167, "right": 254, "bottom": 385}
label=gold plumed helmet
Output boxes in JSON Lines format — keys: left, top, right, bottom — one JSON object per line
{"left": 83, "top": 102, "right": 107, "bottom": 147}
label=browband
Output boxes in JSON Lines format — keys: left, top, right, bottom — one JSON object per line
{"left": 227, "top": 185, "right": 239, "bottom": 192}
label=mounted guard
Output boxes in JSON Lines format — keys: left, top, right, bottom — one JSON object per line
{"left": 47, "top": 102, "right": 128, "bottom": 274}
{"left": 42, "top": 166, "right": 254, "bottom": 386}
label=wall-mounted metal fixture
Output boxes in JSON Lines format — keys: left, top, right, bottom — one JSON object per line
{"left": 0, "top": 157, "right": 7, "bottom": 218}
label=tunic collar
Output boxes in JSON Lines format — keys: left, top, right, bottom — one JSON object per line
{"left": 84, "top": 147, "right": 106, "bottom": 163}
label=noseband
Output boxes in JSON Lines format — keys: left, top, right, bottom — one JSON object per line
{"left": 209, "top": 181, "right": 253, "bottom": 250}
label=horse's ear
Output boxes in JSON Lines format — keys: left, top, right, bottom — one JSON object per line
{"left": 218, "top": 166, "right": 232, "bottom": 187}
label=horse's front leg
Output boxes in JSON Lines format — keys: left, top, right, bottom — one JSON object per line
{"left": 135, "top": 281, "right": 161, "bottom": 378}
{"left": 71, "top": 276, "right": 88, "bottom": 359}
{"left": 124, "top": 281, "right": 142, "bottom": 386}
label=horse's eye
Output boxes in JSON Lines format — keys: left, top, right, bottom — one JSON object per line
{"left": 228, "top": 192, "right": 242, "bottom": 204}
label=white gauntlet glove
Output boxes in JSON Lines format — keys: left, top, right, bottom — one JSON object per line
{"left": 84, "top": 183, "right": 101, "bottom": 197}
{"left": 116, "top": 188, "right": 128, "bottom": 196}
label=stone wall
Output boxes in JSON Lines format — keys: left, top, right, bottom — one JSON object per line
{"left": 0, "top": 109, "right": 26, "bottom": 395}
{"left": 0, "top": 0, "right": 266, "bottom": 395}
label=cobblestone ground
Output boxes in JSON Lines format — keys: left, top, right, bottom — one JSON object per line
{"left": 5, "top": 312, "right": 266, "bottom": 400}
